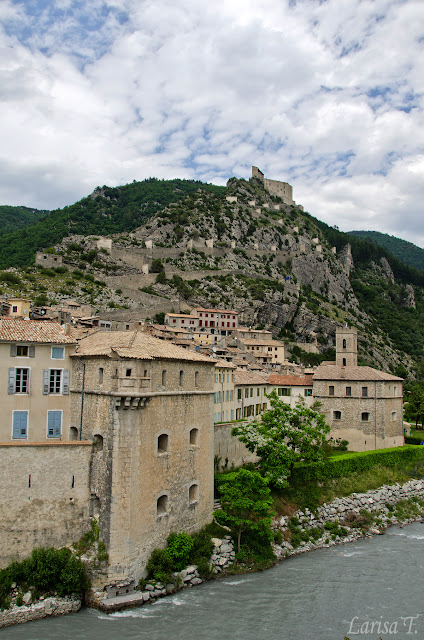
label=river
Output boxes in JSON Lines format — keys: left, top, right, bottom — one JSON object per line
{"left": 2, "top": 523, "right": 424, "bottom": 640}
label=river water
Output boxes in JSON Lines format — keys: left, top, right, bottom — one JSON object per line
{"left": 3, "top": 523, "right": 424, "bottom": 640}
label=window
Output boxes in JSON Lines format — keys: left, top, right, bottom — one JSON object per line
{"left": 391, "top": 411, "right": 397, "bottom": 421}
{"left": 12, "top": 306, "right": 18, "bottom": 313}
{"left": 179, "top": 370, "right": 184, "bottom": 386}
{"left": 362, "top": 387, "right": 368, "bottom": 398}
{"left": 17, "top": 345, "right": 28, "bottom": 357}
{"left": 162, "top": 370, "right": 167, "bottom": 386}
{"left": 250, "top": 388, "right": 253, "bottom": 397}
{"left": 329, "top": 386, "right": 334, "bottom": 396}
{"left": 245, "top": 388, "right": 249, "bottom": 398}
{"left": 278, "top": 388, "right": 290, "bottom": 396}
{"left": 126, "top": 369, "right": 132, "bottom": 377}
{"left": 47, "top": 411, "right": 62, "bottom": 438}
{"left": 304, "top": 389, "right": 312, "bottom": 397}
{"left": 237, "top": 389, "right": 242, "bottom": 400}
{"left": 195, "top": 371, "right": 199, "bottom": 387}
{"left": 157, "top": 433, "right": 169, "bottom": 453}
{"left": 333, "top": 411, "right": 342, "bottom": 420}
{"left": 51, "top": 346, "right": 64, "bottom": 359}
{"left": 190, "top": 428, "right": 199, "bottom": 446}
{"left": 8, "top": 368, "right": 30, "bottom": 394}
{"left": 189, "top": 484, "right": 199, "bottom": 504}
{"left": 157, "top": 495, "right": 168, "bottom": 516}
{"left": 93, "top": 434, "right": 103, "bottom": 451}
{"left": 70, "top": 426, "right": 78, "bottom": 441}
{"left": 346, "top": 386, "right": 351, "bottom": 397}
{"left": 342, "top": 339, "right": 346, "bottom": 349}
{"left": 49, "top": 369, "right": 62, "bottom": 393}
{"left": 12, "top": 411, "right": 28, "bottom": 439}
{"left": 361, "top": 412, "right": 369, "bottom": 421}
{"left": 99, "top": 368, "right": 104, "bottom": 384}
{"left": 342, "top": 358, "right": 347, "bottom": 367}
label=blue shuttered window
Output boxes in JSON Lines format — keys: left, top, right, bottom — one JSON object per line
{"left": 47, "top": 411, "right": 62, "bottom": 438}
{"left": 12, "top": 411, "right": 28, "bottom": 439}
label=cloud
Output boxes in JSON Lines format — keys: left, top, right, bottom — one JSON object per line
{"left": 0, "top": 0, "right": 423, "bottom": 248}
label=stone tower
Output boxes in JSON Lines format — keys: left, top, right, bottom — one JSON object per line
{"left": 335, "top": 326, "right": 358, "bottom": 367}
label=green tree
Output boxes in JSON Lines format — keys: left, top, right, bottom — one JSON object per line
{"left": 404, "top": 384, "right": 424, "bottom": 427}
{"left": 216, "top": 469, "right": 274, "bottom": 553}
{"left": 232, "top": 391, "right": 330, "bottom": 488}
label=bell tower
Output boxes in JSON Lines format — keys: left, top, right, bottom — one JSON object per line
{"left": 336, "top": 326, "right": 358, "bottom": 367}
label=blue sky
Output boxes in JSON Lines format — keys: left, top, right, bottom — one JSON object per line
{"left": 1, "top": 0, "right": 423, "bottom": 244}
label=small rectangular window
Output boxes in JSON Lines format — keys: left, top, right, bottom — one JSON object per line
{"left": 329, "top": 385, "right": 335, "bottom": 396}
{"left": 346, "top": 386, "right": 351, "bottom": 397}
{"left": 304, "top": 389, "right": 312, "bottom": 397}
{"left": 51, "top": 346, "right": 64, "bottom": 359}
{"left": 362, "top": 387, "right": 368, "bottom": 398}
{"left": 16, "top": 345, "right": 28, "bottom": 357}
{"left": 333, "top": 410, "right": 341, "bottom": 420}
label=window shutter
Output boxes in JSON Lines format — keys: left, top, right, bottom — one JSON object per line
{"left": 13, "top": 411, "right": 28, "bottom": 438}
{"left": 43, "top": 369, "right": 49, "bottom": 394}
{"left": 48, "top": 411, "right": 62, "bottom": 438}
{"left": 63, "top": 369, "right": 70, "bottom": 395}
{"left": 8, "top": 368, "right": 16, "bottom": 394}
{"left": 28, "top": 346, "right": 35, "bottom": 358}
{"left": 10, "top": 344, "right": 17, "bottom": 357}
{"left": 27, "top": 369, "right": 31, "bottom": 394}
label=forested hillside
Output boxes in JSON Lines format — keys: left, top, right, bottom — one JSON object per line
{"left": 348, "top": 230, "right": 424, "bottom": 273}
{"left": 0, "top": 205, "right": 48, "bottom": 237}
{"left": 0, "top": 178, "right": 225, "bottom": 269}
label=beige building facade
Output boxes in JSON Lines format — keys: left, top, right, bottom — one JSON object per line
{"left": 214, "top": 360, "right": 236, "bottom": 424}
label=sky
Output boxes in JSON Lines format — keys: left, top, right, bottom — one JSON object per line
{"left": 0, "top": 0, "right": 423, "bottom": 244}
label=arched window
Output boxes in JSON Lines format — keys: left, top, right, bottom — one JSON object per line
{"left": 189, "top": 484, "right": 199, "bottom": 504}
{"left": 93, "top": 434, "right": 104, "bottom": 452}
{"left": 162, "top": 370, "right": 167, "bottom": 386}
{"left": 157, "top": 494, "right": 168, "bottom": 516}
{"left": 190, "top": 428, "right": 199, "bottom": 446}
{"left": 179, "top": 370, "right": 184, "bottom": 386}
{"left": 69, "top": 426, "right": 78, "bottom": 441}
{"left": 157, "top": 433, "right": 169, "bottom": 453}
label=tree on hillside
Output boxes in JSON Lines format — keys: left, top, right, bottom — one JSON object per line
{"left": 216, "top": 469, "right": 274, "bottom": 553}
{"left": 404, "top": 384, "right": 424, "bottom": 428}
{"left": 232, "top": 391, "right": 330, "bottom": 488}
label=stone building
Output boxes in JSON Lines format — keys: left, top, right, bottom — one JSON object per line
{"left": 234, "top": 370, "right": 269, "bottom": 420}
{"left": 251, "top": 166, "right": 294, "bottom": 205}
{"left": 70, "top": 330, "right": 216, "bottom": 584}
{"left": 267, "top": 373, "right": 314, "bottom": 408}
{"left": 312, "top": 327, "right": 403, "bottom": 451}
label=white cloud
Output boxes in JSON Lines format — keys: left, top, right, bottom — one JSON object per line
{"left": 0, "top": 0, "right": 423, "bottom": 248}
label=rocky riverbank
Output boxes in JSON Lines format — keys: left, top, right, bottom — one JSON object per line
{"left": 3, "top": 479, "right": 424, "bottom": 623}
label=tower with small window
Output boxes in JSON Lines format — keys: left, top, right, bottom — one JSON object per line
{"left": 335, "top": 326, "right": 358, "bottom": 367}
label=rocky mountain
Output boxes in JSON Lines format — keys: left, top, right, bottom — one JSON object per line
{"left": 1, "top": 174, "right": 424, "bottom": 378}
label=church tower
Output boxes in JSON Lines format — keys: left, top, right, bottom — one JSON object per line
{"left": 335, "top": 326, "right": 358, "bottom": 367}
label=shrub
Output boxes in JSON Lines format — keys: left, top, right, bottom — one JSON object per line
{"left": 166, "top": 532, "right": 194, "bottom": 571}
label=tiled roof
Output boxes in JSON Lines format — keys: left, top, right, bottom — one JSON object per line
{"left": 214, "top": 359, "right": 236, "bottom": 369}
{"left": 166, "top": 313, "right": 198, "bottom": 319}
{"left": 235, "top": 369, "right": 269, "bottom": 386}
{"left": 313, "top": 364, "right": 403, "bottom": 382}
{"left": 267, "top": 373, "right": 314, "bottom": 386}
{"left": 0, "top": 318, "right": 75, "bottom": 344}
{"left": 192, "top": 307, "right": 238, "bottom": 314}
{"left": 242, "top": 339, "right": 284, "bottom": 347}
{"left": 73, "top": 330, "right": 213, "bottom": 362}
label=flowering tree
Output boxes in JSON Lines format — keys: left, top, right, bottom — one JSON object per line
{"left": 232, "top": 391, "right": 330, "bottom": 488}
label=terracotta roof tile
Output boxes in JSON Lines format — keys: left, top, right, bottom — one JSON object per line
{"left": 241, "top": 339, "right": 284, "bottom": 346}
{"left": 267, "top": 373, "right": 314, "bottom": 386}
{"left": 73, "top": 330, "right": 213, "bottom": 363}
{"left": 0, "top": 318, "right": 75, "bottom": 344}
{"left": 235, "top": 369, "right": 269, "bottom": 386}
{"left": 313, "top": 364, "right": 403, "bottom": 382}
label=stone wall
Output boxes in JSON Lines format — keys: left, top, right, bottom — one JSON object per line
{"left": 0, "top": 443, "right": 92, "bottom": 567}
{"left": 214, "top": 423, "right": 258, "bottom": 469}
{"left": 0, "top": 596, "right": 81, "bottom": 628}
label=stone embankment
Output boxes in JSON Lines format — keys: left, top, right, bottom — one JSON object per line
{"left": 272, "top": 479, "right": 424, "bottom": 560}
{"left": 0, "top": 596, "right": 81, "bottom": 628}
{"left": 93, "top": 536, "right": 236, "bottom": 612}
